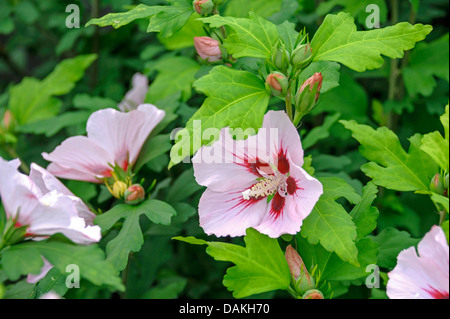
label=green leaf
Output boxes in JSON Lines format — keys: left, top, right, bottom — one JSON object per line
{"left": 341, "top": 120, "right": 438, "bottom": 192}
{"left": 302, "top": 113, "right": 341, "bottom": 150}
{"left": 402, "top": 34, "right": 449, "bottom": 97}
{"left": 1, "top": 245, "right": 44, "bottom": 281}
{"left": 158, "top": 13, "right": 206, "bottom": 50}
{"left": 8, "top": 55, "right": 96, "bottom": 125}
{"left": 311, "top": 12, "right": 432, "bottom": 72}
{"left": 224, "top": 0, "right": 284, "bottom": 18}
{"left": 86, "top": 4, "right": 164, "bottom": 28}
{"left": 300, "top": 178, "right": 360, "bottom": 266}
{"left": 420, "top": 105, "right": 449, "bottom": 171}
{"left": 16, "top": 111, "right": 90, "bottom": 137}
{"left": 317, "top": 176, "right": 362, "bottom": 204}
{"left": 95, "top": 198, "right": 176, "bottom": 271}
{"left": 298, "top": 236, "right": 379, "bottom": 282}
{"left": 350, "top": 182, "right": 380, "bottom": 239}
{"left": 200, "top": 12, "right": 279, "bottom": 59}
{"left": 147, "top": 0, "right": 194, "bottom": 38}
{"left": 370, "top": 227, "right": 419, "bottom": 269}
{"left": 31, "top": 267, "right": 68, "bottom": 299}
{"left": 170, "top": 66, "right": 270, "bottom": 165}
{"left": 147, "top": 56, "right": 200, "bottom": 102}
{"left": 1, "top": 241, "right": 124, "bottom": 291}
{"left": 134, "top": 134, "right": 172, "bottom": 173}
{"left": 175, "top": 228, "right": 291, "bottom": 298}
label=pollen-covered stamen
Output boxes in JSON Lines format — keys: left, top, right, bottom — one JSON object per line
{"left": 242, "top": 173, "right": 288, "bottom": 200}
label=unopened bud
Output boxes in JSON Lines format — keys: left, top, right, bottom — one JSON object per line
{"left": 271, "top": 41, "right": 290, "bottom": 71}
{"left": 194, "top": 37, "right": 222, "bottom": 62}
{"left": 112, "top": 181, "right": 128, "bottom": 199}
{"left": 295, "top": 72, "right": 323, "bottom": 115}
{"left": 2, "top": 110, "right": 13, "bottom": 130}
{"left": 291, "top": 43, "right": 313, "bottom": 69}
{"left": 193, "top": 0, "right": 214, "bottom": 16}
{"left": 430, "top": 173, "right": 445, "bottom": 195}
{"left": 302, "top": 289, "right": 324, "bottom": 299}
{"left": 265, "top": 72, "right": 288, "bottom": 97}
{"left": 285, "top": 245, "right": 315, "bottom": 294}
{"left": 124, "top": 184, "right": 146, "bottom": 205}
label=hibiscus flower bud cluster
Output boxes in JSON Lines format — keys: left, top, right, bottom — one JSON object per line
{"left": 285, "top": 245, "right": 320, "bottom": 298}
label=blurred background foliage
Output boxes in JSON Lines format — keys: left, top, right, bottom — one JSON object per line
{"left": 0, "top": 0, "right": 448, "bottom": 299}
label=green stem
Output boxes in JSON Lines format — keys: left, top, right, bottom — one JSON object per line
{"left": 285, "top": 91, "right": 294, "bottom": 122}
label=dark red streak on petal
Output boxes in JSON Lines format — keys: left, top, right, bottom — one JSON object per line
{"left": 277, "top": 150, "right": 290, "bottom": 174}
{"left": 234, "top": 153, "right": 270, "bottom": 177}
{"left": 424, "top": 286, "right": 449, "bottom": 299}
{"left": 270, "top": 193, "right": 285, "bottom": 218}
{"left": 286, "top": 176, "right": 298, "bottom": 195}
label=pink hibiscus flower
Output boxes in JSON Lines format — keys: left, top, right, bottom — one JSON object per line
{"left": 387, "top": 225, "right": 449, "bottom": 299}
{"left": 192, "top": 111, "right": 323, "bottom": 238}
{"left": 42, "top": 104, "right": 165, "bottom": 183}
{"left": 0, "top": 157, "right": 101, "bottom": 244}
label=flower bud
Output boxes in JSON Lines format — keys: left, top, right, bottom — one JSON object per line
{"left": 285, "top": 245, "right": 316, "bottom": 294}
{"left": 265, "top": 72, "right": 288, "bottom": 97}
{"left": 430, "top": 173, "right": 445, "bottom": 195}
{"left": 111, "top": 181, "right": 128, "bottom": 199}
{"left": 2, "top": 110, "right": 13, "bottom": 130}
{"left": 194, "top": 36, "right": 222, "bottom": 62}
{"left": 302, "top": 289, "right": 324, "bottom": 299}
{"left": 124, "top": 184, "right": 146, "bottom": 205}
{"left": 271, "top": 41, "right": 290, "bottom": 71}
{"left": 291, "top": 43, "right": 313, "bottom": 69}
{"left": 295, "top": 72, "right": 323, "bottom": 115}
{"left": 193, "top": 0, "right": 214, "bottom": 16}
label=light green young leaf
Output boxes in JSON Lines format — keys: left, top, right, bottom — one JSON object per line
{"left": 311, "top": 12, "right": 432, "bottom": 72}
{"left": 86, "top": 4, "right": 164, "bottom": 28}
{"left": 200, "top": 12, "right": 279, "bottom": 59}
{"left": 341, "top": 120, "right": 438, "bottom": 192}
{"left": 174, "top": 228, "right": 291, "bottom": 298}
{"left": 170, "top": 66, "right": 270, "bottom": 165}
{"left": 420, "top": 105, "right": 449, "bottom": 171}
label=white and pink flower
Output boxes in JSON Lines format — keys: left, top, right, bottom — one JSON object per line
{"left": 0, "top": 157, "right": 101, "bottom": 244}
{"left": 387, "top": 225, "right": 449, "bottom": 299}
{"left": 192, "top": 111, "right": 323, "bottom": 238}
{"left": 42, "top": 104, "right": 165, "bottom": 183}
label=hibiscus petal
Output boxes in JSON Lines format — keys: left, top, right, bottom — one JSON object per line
{"left": 198, "top": 188, "right": 268, "bottom": 237}
{"left": 262, "top": 110, "right": 305, "bottom": 168}
{"left": 29, "top": 163, "right": 97, "bottom": 224}
{"left": 42, "top": 136, "right": 113, "bottom": 182}
{"left": 86, "top": 104, "right": 165, "bottom": 167}
{"left": 193, "top": 128, "right": 263, "bottom": 192}
{"left": 118, "top": 73, "right": 149, "bottom": 112}
{"left": 387, "top": 226, "right": 449, "bottom": 299}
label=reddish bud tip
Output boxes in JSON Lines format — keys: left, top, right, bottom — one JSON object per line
{"left": 125, "top": 184, "right": 145, "bottom": 205}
